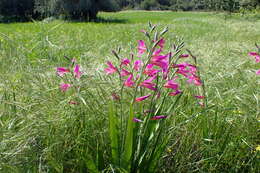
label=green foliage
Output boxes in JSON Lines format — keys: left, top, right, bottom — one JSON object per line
{"left": 0, "top": 0, "right": 119, "bottom": 21}
{"left": 0, "top": 0, "right": 35, "bottom": 21}
{"left": 119, "top": 0, "right": 260, "bottom": 12}
{"left": 140, "top": 0, "right": 160, "bottom": 10}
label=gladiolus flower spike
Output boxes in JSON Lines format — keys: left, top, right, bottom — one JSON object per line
{"left": 105, "top": 61, "right": 117, "bottom": 75}
{"left": 60, "top": 83, "right": 71, "bottom": 92}
{"left": 151, "top": 115, "right": 167, "bottom": 120}
{"left": 74, "top": 64, "right": 82, "bottom": 79}
{"left": 135, "top": 94, "right": 152, "bottom": 102}
{"left": 56, "top": 67, "right": 70, "bottom": 77}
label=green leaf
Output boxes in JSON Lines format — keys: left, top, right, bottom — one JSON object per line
{"left": 97, "top": 144, "right": 105, "bottom": 171}
{"left": 148, "top": 135, "right": 169, "bottom": 172}
{"left": 85, "top": 153, "right": 99, "bottom": 173}
{"left": 109, "top": 101, "right": 119, "bottom": 165}
{"left": 122, "top": 104, "right": 134, "bottom": 171}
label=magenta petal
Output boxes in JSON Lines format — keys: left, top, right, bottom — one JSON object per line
{"left": 74, "top": 64, "right": 82, "bottom": 79}
{"left": 124, "top": 74, "right": 135, "bottom": 87}
{"left": 249, "top": 52, "right": 259, "bottom": 56}
{"left": 152, "top": 48, "right": 162, "bottom": 56}
{"left": 56, "top": 67, "right": 70, "bottom": 76}
{"left": 144, "top": 64, "right": 160, "bottom": 76}
{"left": 60, "top": 83, "right": 72, "bottom": 92}
{"left": 169, "top": 90, "right": 182, "bottom": 96}
{"left": 140, "top": 77, "right": 157, "bottom": 91}
{"left": 194, "top": 95, "right": 205, "bottom": 99}
{"left": 256, "top": 69, "right": 260, "bottom": 75}
{"left": 71, "top": 58, "right": 76, "bottom": 63}
{"left": 137, "top": 40, "right": 146, "bottom": 56}
{"left": 105, "top": 61, "right": 117, "bottom": 75}
{"left": 151, "top": 115, "right": 167, "bottom": 120}
{"left": 120, "top": 69, "right": 131, "bottom": 77}
{"left": 180, "top": 54, "right": 189, "bottom": 58}
{"left": 164, "top": 77, "right": 179, "bottom": 90}
{"left": 157, "top": 38, "right": 165, "bottom": 48}
{"left": 135, "top": 94, "right": 152, "bottom": 102}
{"left": 121, "top": 58, "right": 130, "bottom": 66}
{"left": 198, "top": 102, "right": 205, "bottom": 107}
{"left": 133, "top": 117, "right": 143, "bottom": 123}
{"left": 134, "top": 60, "right": 143, "bottom": 71}
{"left": 187, "top": 75, "right": 202, "bottom": 86}
{"left": 151, "top": 53, "right": 169, "bottom": 72}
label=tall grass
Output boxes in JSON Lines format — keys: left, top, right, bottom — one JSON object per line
{"left": 0, "top": 11, "right": 259, "bottom": 172}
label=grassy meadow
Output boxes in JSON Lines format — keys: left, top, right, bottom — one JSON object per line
{"left": 0, "top": 11, "right": 260, "bottom": 172}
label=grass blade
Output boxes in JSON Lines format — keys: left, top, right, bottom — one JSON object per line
{"left": 109, "top": 101, "right": 119, "bottom": 166}
{"left": 122, "top": 104, "right": 134, "bottom": 171}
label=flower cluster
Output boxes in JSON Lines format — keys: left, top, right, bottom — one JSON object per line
{"left": 56, "top": 60, "right": 82, "bottom": 92}
{"left": 104, "top": 28, "right": 204, "bottom": 122}
{"left": 249, "top": 51, "right": 260, "bottom": 75}
{"left": 55, "top": 58, "right": 83, "bottom": 105}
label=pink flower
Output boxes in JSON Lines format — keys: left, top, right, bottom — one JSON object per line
{"left": 256, "top": 56, "right": 260, "bottom": 63}
{"left": 140, "top": 29, "right": 146, "bottom": 33}
{"left": 56, "top": 67, "right": 70, "bottom": 77}
{"left": 198, "top": 102, "right": 205, "bottom": 107}
{"left": 194, "top": 95, "right": 205, "bottom": 99}
{"left": 71, "top": 58, "right": 76, "bottom": 63}
{"left": 256, "top": 69, "right": 260, "bottom": 75}
{"left": 105, "top": 61, "right": 117, "bottom": 75}
{"left": 249, "top": 52, "right": 260, "bottom": 63}
{"left": 180, "top": 54, "right": 189, "bottom": 58}
{"left": 135, "top": 94, "right": 152, "bottom": 102}
{"left": 74, "top": 64, "right": 82, "bottom": 79}
{"left": 164, "top": 77, "right": 179, "bottom": 90}
{"left": 134, "top": 60, "right": 143, "bottom": 71}
{"left": 140, "top": 76, "right": 157, "bottom": 91}
{"left": 157, "top": 38, "right": 165, "bottom": 48}
{"left": 152, "top": 48, "right": 162, "bottom": 56}
{"left": 137, "top": 40, "right": 146, "bottom": 56}
{"left": 124, "top": 74, "right": 135, "bottom": 87}
{"left": 151, "top": 115, "right": 167, "bottom": 120}
{"left": 151, "top": 53, "right": 170, "bottom": 75}
{"left": 249, "top": 52, "right": 259, "bottom": 56}
{"left": 121, "top": 58, "right": 130, "bottom": 66}
{"left": 187, "top": 75, "right": 202, "bottom": 86}
{"left": 60, "top": 83, "right": 71, "bottom": 92}
{"left": 174, "top": 62, "right": 201, "bottom": 86}
{"left": 175, "top": 63, "right": 197, "bottom": 75}
{"left": 133, "top": 117, "right": 143, "bottom": 123}
{"left": 151, "top": 54, "right": 168, "bottom": 68}
{"left": 144, "top": 109, "right": 154, "bottom": 114}
{"left": 169, "top": 90, "right": 182, "bottom": 96}
{"left": 120, "top": 69, "right": 131, "bottom": 77}
{"left": 143, "top": 64, "right": 160, "bottom": 76}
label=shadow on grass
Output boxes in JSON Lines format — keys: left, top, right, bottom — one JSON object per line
{"left": 0, "top": 15, "right": 32, "bottom": 23}
{"left": 67, "top": 16, "right": 128, "bottom": 24}
{"left": 0, "top": 15, "right": 128, "bottom": 24}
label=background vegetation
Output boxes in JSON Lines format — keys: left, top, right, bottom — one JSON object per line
{"left": 0, "top": 11, "right": 259, "bottom": 172}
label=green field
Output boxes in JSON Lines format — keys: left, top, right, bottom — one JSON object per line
{"left": 0, "top": 11, "right": 260, "bottom": 172}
